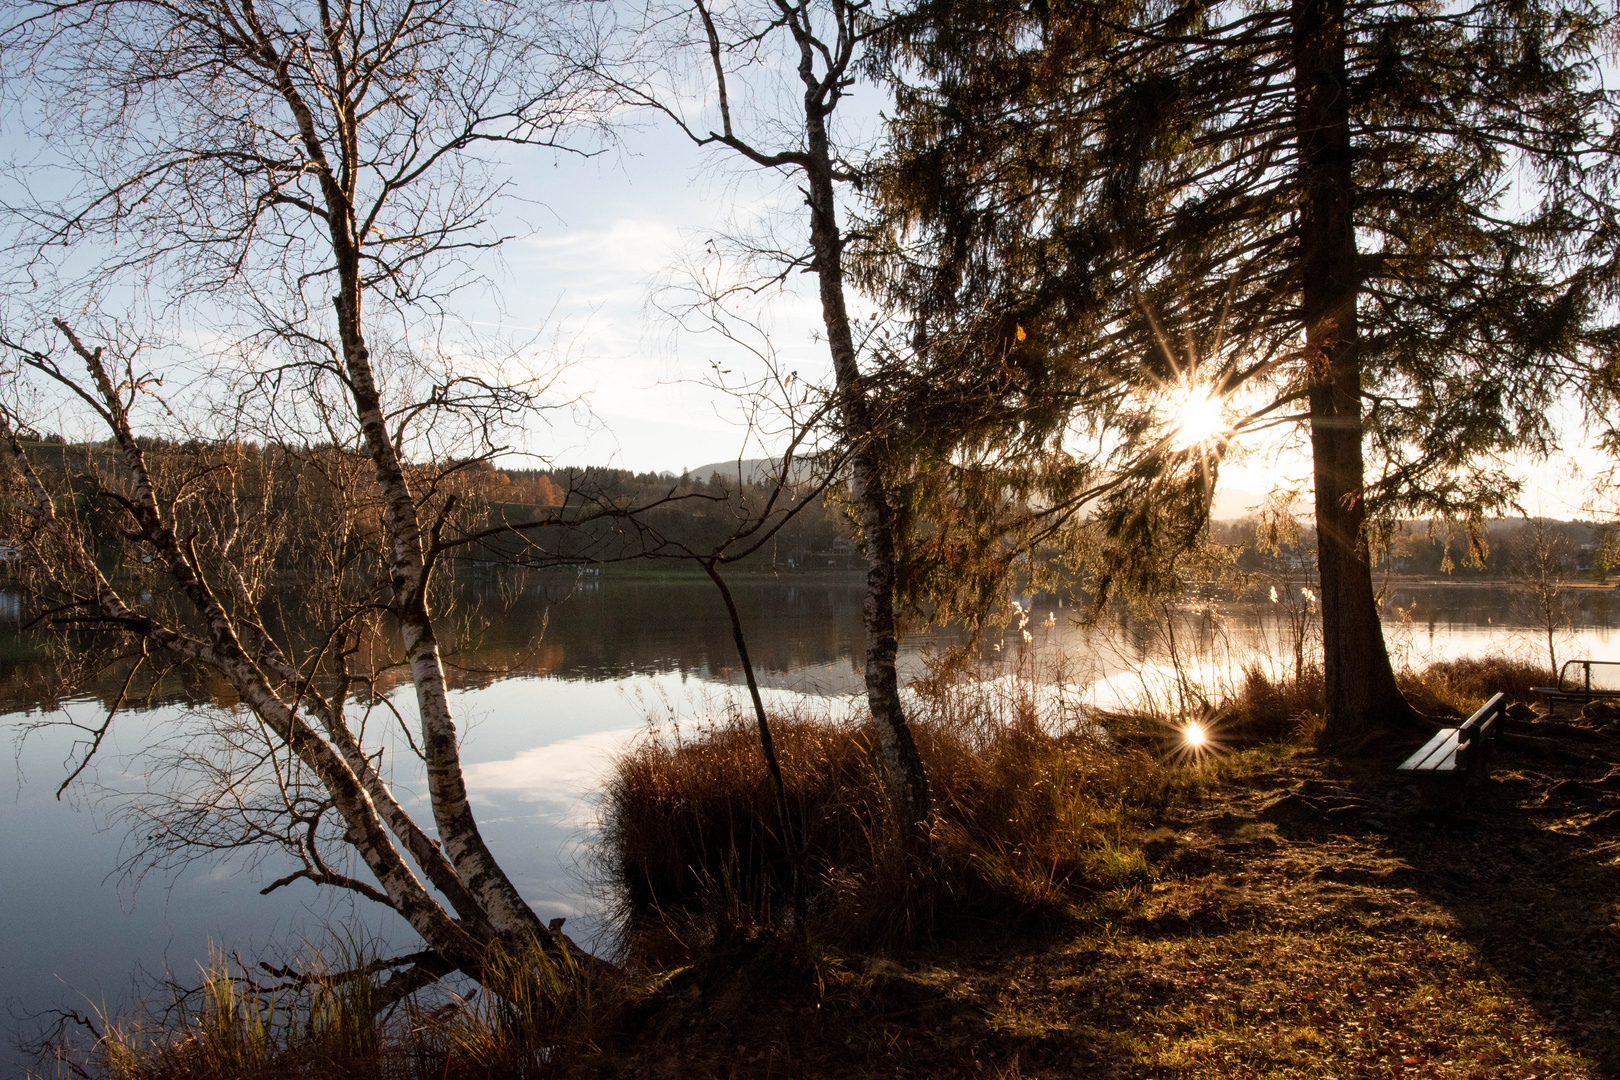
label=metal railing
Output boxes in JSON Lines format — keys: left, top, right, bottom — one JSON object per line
{"left": 1538, "top": 659, "right": 1620, "bottom": 703}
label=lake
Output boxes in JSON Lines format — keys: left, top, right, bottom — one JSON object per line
{"left": 3, "top": 573, "right": 1617, "bottom": 1067}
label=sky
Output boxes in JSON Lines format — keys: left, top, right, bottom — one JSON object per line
{"left": 0, "top": 29, "right": 1610, "bottom": 521}
{"left": 481, "top": 126, "right": 1614, "bottom": 519}
{"left": 445, "top": 107, "right": 1616, "bottom": 521}
{"left": 465, "top": 126, "right": 795, "bottom": 473}
{"left": 0, "top": 12, "right": 856, "bottom": 481}
{"left": 442, "top": 88, "right": 877, "bottom": 479}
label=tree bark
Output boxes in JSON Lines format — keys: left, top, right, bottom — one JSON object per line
{"left": 800, "top": 75, "right": 932, "bottom": 853}
{"left": 328, "top": 287, "right": 548, "bottom": 942}
{"left": 1292, "top": 0, "right": 1411, "bottom": 740}
{"left": 237, "top": 17, "right": 553, "bottom": 945}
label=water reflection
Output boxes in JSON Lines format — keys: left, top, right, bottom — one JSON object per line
{"left": 3, "top": 574, "right": 1611, "bottom": 715}
{"left": 0, "top": 574, "right": 902, "bottom": 716}
{"left": 450, "top": 574, "right": 888, "bottom": 690}
{"left": 3, "top": 573, "right": 1619, "bottom": 1070}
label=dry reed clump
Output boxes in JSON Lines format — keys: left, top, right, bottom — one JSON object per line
{"left": 1396, "top": 655, "right": 1552, "bottom": 716}
{"left": 1213, "top": 664, "right": 1326, "bottom": 745}
{"left": 1208, "top": 655, "right": 1550, "bottom": 741}
{"left": 1091, "top": 665, "right": 1327, "bottom": 751}
{"left": 598, "top": 669, "right": 1173, "bottom": 963}
{"left": 83, "top": 947, "right": 384, "bottom": 1080}
{"left": 1111, "top": 654, "right": 1553, "bottom": 751}
{"left": 405, "top": 939, "right": 596, "bottom": 1080}
{"left": 57, "top": 937, "right": 598, "bottom": 1080}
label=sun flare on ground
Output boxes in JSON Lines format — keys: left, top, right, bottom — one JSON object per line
{"left": 1169, "top": 386, "right": 1226, "bottom": 449}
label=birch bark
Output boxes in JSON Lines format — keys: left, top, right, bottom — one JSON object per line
{"left": 800, "top": 104, "right": 933, "bottom": 850}
{"left": 663, "top": 0, "right": 935, "bottom": 849}
{"left": 227, "top": 7, "right": 551, "bottom": 939}
{"left": 0, "top": 398, "right": 481, "bottom": 968}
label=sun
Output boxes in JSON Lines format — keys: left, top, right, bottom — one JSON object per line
{"left": 1184, "top": 721, "right": 1208, "bottom": 748}
{"left": 1169, "top": 386, "right": 1226, "bottom": 450}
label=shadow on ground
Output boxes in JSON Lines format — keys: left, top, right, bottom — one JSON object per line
{"left": 1370, "top": 715, "right": 1620, "bottom": 1075}
{"left": 591, "top": 717, "right": 1620, "bottom": 1079}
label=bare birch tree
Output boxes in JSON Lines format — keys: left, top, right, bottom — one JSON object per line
{"left": 1513, "top": 517, "right": 1575, "bottom": 677}
{"left": 607, "top": 0, "right": 933, "bottom": 855}
{"left": 0, "top": 0, "right": 613, "bottom": 989}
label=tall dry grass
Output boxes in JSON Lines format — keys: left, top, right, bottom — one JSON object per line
{"left": 49, "top": 937, "right": 599, "bottom": 1080}
{"left": 85, "top": 945, "right": 387, "bottom": 1080}
{"left": 1395, "top": 655, "right": 1551, "bottom": 716}
{"left": 1095, "top": 662, "right": 1329, "bottom": 749}
{"left": 1112, "top": 654, "right": 1554, "bottom": 750}
{"left": 599, "top": 654, "right": 1175, "bottom": 962}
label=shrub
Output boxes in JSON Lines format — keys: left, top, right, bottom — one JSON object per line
{"left": 1400, "top": 656, "right": 1551, "bottom": 715}
{"left": 598, "top": 663, "right": 1171, "bottom": 961}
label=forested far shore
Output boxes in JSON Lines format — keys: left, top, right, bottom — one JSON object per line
{"left": 3, "top": 438, "right": 1610, "bottom": 582}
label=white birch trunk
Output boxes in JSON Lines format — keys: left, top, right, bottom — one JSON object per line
{"left": 0, "top": 403, "right": 481, "bottom": 967}
{"left": 234, "top": 15, "right": 550, "bottom": 941}
{"left": 793, "top": 33, "right": 933, "bottom": 852}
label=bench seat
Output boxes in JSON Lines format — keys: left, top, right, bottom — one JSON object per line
{"left": 1397, "top": 692, "right": 1506, "bottom": 793}
{"left": 1531, "top": 686, "right": 1620, "bottom": 703}
{"left": 1531, "top": 660, "right": 1620, "bottom": 709}
{"left": 1399, "top": 727, "right": 1464, "bottom": 773}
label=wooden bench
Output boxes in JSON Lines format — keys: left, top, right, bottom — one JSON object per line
{"left": 1532, "top": 660, "right": 1620, "bottom": 710}
{"left": 1399, "top": 692, "right": 1507, "bottom": 805}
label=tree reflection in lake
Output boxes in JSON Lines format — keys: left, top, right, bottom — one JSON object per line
{"left": 3, "top": 573, "right": 1619, "bottom": 1070}
{"left": 2, "top": 573, "right": 1614, "bottom": 715}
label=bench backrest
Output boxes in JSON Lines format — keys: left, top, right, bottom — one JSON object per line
{"left": 1456, "top": 691, "right": 1507, "bottom": 772}
{"left": 1557, "top": 660, "right": 1620, "bottom": 696}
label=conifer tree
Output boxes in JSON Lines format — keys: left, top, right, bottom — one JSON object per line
{"left": 868, "top": 0, "right": 1618, "bottom": 738}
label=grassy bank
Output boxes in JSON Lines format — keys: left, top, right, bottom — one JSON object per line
{"left": 36, "top": 655, "right": 1620, "bottom": 1078}
{"left": 601, "top": 655, "right": 1176, "bottom": 959}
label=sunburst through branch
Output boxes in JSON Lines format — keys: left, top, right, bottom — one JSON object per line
{"left": 1167, "top": 385, "right": 1227, "bottom": 451}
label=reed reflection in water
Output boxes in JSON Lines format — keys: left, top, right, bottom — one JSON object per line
{"left": 2, "top": 573, "right": 1617, "bottom": 1067}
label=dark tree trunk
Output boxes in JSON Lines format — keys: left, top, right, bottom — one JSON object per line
{"left": 1292, "top": 0, "right": 1411, "bottom": 740}
{"left": 703, "top": 561, "right": 807, "bottom": 924}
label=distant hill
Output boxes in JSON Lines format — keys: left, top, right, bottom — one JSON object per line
{"left": 684, "top": 457, "right": 816, "bottom": 485}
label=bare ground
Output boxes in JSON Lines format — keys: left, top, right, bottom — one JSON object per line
{"left": 586, "top": 712, "right": 1620, "bottom": 1079}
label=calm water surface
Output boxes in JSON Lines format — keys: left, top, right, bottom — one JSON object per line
{"left": 3, "top": 574, "right": 1617, "bottom": 1063}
